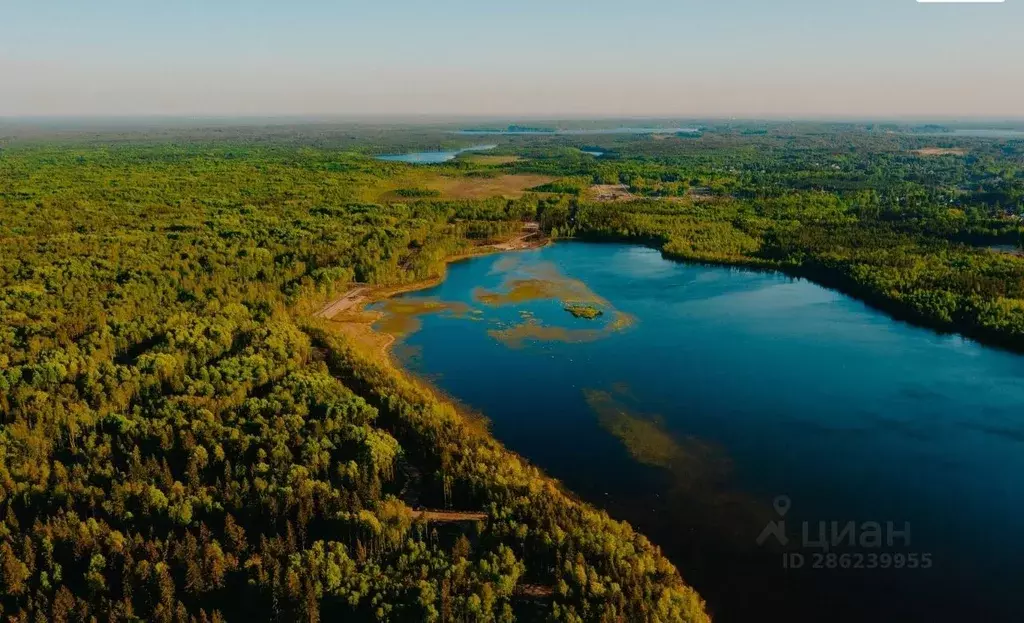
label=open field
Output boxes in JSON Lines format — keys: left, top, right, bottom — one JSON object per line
{"left": 424, "top": 173, "right": 555, "bottom": 199}
{"left": 374, "top": 172, "right": 554, "bottom": 201}
{"left": 913, "top": 147, "right": 968, "bottom": 156}
{"left": 458, "top": 154, "right": 523, "bottom": 165}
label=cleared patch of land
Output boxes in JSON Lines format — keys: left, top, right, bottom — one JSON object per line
{"left": 431, "top": 174, "right": 554, "bottom": 199}
{"left": 688, "top": 186, "right": 715, "bottom": 200}
{"left": 589, "top": 184, "right": 635, "bottom": 202}
{"left": 379, "top": 174, "right": 554, "bottom": 201}
{"left": 588, "top": 184, "right": 716, "bottom": 203}
{"left": 314, "top": 286, "right": 368, "bottom": 319}
{"left": 413, "top": 509, "right": 488, "bottom": 522}
{"left": 459, "top": 154, "right": 523, "bottom": 165}
{"left": 913, "top": 147, "right": 968, "bottom": 156}
{"left": 491, "top": 224, "right": 541, "bottom": 251}
{"left": 516, "top": 584, "right": 555, "bottom": 598}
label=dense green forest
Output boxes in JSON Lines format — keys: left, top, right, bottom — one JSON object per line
{"left": 0, "top": 138, "right": 706, "bottom": 622}
{"left": 1, "top": 121, "right": 1022, "bottom": 621}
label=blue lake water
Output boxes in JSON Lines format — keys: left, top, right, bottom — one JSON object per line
{"left": 375, "top": 144, "right": 496, "bottom": 164}
{"left": 374, "top": 242, "right": 1024, "bottom": 622}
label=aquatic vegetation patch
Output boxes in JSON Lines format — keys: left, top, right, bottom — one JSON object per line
{"left": 584, "top": 388, "right": 734, "bottom": 490}
{"left": 584, "top": 387, "right": 778, "bottom": 554}
{"left": 473, "top": 278, "right": 579, "bottom": 306}
{"left": 475, "top": 260, "right": 608, "bottom": 307}
{"left": 584, "top": 389, "right": 681, "bottom": 469}
{"left": 488, "top": 311, "right": 635, "bottom": 348}
{"left": 488, "top": 319, "right": 608, "bottom": 348}
{"left": 564, "top": 303, "right": 604, "bottom": 319}
{"left": 488, "top": 254, "right": 523, "bottom": 275}
{"left": 374, "top": 298, "right": 472, "bottom": 337}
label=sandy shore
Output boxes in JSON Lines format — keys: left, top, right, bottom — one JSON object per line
{"left": 314, "top": 224, "right": 547, "bottom": 358}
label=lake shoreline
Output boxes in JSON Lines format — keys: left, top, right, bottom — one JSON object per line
{"left": 318, "top": 230, "right": 1024, "bottom": 369}
{"left": 375, "top": 144, "right": 498, "bottom": 164}
{"left": 307, "top": 237, "right": 720, "bottom": 612}
{"left": 569, "top": 232, "right": 1024, "bottom": 356}
{"left": 316, "top": 230, "right": 551, "bottom": 361}
{"left": 353, "top": 240, "right": 1024, "bottom": 623}
{"left": 300, "top": 248, "right": 713, "bottom": 622}
{"left": 311, "top": 237, "right": 1024, "bottom": 623}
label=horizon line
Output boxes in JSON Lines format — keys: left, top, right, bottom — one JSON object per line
{"left": 3, "top": 113, "right": 1024, "bottom": 123}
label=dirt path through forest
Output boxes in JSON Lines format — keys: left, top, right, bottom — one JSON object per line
{"left": 491, "top": 222, "right": 541, "bottom": 250}
{"left": 314, "top": 286, "right": 369, "bottom": 319}
{"left": 413, "top": 509, "right": 488, "bottom": 522}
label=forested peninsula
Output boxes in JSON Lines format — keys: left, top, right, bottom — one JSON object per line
{"left": 1, "top": 121, "right": 1022, "bottom": 621}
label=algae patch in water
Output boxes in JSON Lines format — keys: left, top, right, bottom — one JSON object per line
{"left": 488, "top": 312, "right": 636, "bottom": 348}
{"left": 473, "top": 279, "right": 575, "bottom": 306}
{"left": 583, "top": 385, "right": 779, "bottom": 551}
{"left": 583, "top": 387, "right": 731, "bottom": 487}
{"left": 474, "top": 259, "right": 634, "bottom": 346}
{"left": 488, "top": 320, "right": 606, "bottom": 349}
{"left": 488, "top": 254, "right": 523, "bottom": 275}
{"left": 564, "top": 303, "right": 604, "bottom": 319}
{"left": 584, "top": 389, "right": 680, "bottom": 468}
{"left": 473, "top": 261, "right": 608, "bottom": 307}
{"left": 375, "top": 298, "right": 473, "bottom": 338}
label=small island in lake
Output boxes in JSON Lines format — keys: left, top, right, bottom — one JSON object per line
{"left": 564, "top": 303, "right": 604, "bottom": 319}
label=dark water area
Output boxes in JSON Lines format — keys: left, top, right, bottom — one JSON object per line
{"left": 375, "top": 144, "right": 496, "bottom": 163}
{"left": 372, "top": 242, "right": 1024, "bottom": 623}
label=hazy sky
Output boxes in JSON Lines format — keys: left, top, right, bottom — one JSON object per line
{"left": 3, "top": 0, "right": 1022, "bottom": 117}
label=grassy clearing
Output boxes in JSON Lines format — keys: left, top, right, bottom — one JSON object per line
{"left": 427, "top": 174, "right": 556, "bottom": 199}
{"left": 374, "top": 171, "right": 555, "bottom": 201}
{"left": 913, "top": 147, "right": 968, "bottom": 156}
{"left": 588, "top": 184, "right": 635, "bottom": 201}
{"left": 459, "top": 154, "right": 523, "bottom": 165}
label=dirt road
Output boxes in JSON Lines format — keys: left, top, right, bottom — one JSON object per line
{"left": 413, "top": 509, "right": 488, "bottom": 522}
{"left": 314, "top": 286, "right": 368, "bottom": 319}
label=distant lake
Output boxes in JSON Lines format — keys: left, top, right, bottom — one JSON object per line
{"left": 375, "top": 144, "right": 496, "bottom": 164}
{"left": 581, "top": 150, "right": 604, "bottom": 157}
{"left": 456, "top": 127, "right": 700, "bottom": 136}
{"left": 374, "top": 242, "right": 1024, "bottom": 623}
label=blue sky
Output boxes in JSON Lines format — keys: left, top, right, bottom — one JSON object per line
{"left": 3, "top": 0, "right": 1022, "bottom": 116}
